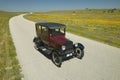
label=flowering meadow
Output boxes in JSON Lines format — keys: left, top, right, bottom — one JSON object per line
{"left": 25, "top": 9, "right": 120, "bottom": 47}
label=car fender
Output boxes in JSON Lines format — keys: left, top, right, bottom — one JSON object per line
{"left": 52, "top": 48, "right": 62, "bottom": 56}
{"left": 78, "top": 43, "right": 85, "bottom": 50}
{"left": 74, "top": 43, "right": 85, "bottom": 50}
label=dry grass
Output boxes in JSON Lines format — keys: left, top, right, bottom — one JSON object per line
{"left": 0, "top": 11, "right": 23, "bottom": 80}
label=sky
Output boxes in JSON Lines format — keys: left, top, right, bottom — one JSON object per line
{"left": 0, "top": 0, "right": 120, "bottom": 12}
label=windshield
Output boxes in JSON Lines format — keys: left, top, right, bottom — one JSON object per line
{"left": 50, "top": 28, "right": 65, "bottom": 36}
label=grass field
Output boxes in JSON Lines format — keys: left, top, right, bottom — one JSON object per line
{"left": 25, "top": 9, "right": 120, "bottom": 48}
{"left": 0, "top": 11, "right": 22, "bottom": 80}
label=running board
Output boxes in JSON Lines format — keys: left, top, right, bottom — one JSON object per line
{"left": 39, "top": 46, "right": 51, "bottom": 54}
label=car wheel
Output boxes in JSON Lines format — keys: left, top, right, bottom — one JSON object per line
{"left": 52, "top": 51, "right": 62, "bottom": 67}
{"left": 75, "top": 47, "right": 84, "bottom": 59}
{"left": 33, "top": 37, "right": 43, "bottom": 50}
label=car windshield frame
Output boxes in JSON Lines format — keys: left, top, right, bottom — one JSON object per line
{"left": 50, "top": 28, "right": 65, "bottom": 36}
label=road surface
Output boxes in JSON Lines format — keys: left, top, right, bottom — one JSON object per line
{"left": 9, "top": 14, "right": 120, "bottom": 80}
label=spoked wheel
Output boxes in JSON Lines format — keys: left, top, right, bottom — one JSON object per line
{"left": 75, "top": 47, "right": 84, "bottom": 59}
{"left": 52, "top": 51, "right": 62, "bottom": 67}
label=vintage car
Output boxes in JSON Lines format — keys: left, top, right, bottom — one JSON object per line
{"left": 33, "top": 22, "right": 84, "bottom": 67}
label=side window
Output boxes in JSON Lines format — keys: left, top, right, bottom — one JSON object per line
{"left": 41, "top": 27, "right": 48, "bottom": 34}
{"left": 60, "top": 28, "right": 65, "bottom": 34}
{"left": 36, "top": 25, "right": 41, "bottom": 34}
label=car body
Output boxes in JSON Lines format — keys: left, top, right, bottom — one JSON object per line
{"left": 33, "top": 22, "right": 84, "bottom": 67}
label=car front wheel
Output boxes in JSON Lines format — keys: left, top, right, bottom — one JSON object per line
{"left": 52, "top": 51, "right": 62, "bottom": 67}
{"left": 75, "top": 47, "right": 84, "bottom": 59}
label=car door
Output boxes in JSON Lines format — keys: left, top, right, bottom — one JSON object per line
{"left": 41, "top": 26, "right": 49, "bottom": 44}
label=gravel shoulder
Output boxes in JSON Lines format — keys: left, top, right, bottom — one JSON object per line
{"left": 9, "top": 14, "right": 120, "bottom": 80}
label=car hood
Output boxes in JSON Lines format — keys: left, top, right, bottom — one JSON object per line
{"left": 50, "top": 34, "right": 68, "bottom": 45}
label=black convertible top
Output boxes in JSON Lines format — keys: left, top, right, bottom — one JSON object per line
{"left": 35, "top": 22, "right": 66, "bottom": 29}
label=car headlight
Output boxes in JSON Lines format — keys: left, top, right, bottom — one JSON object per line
{"left": 75, "top": 43, "right": 78, "bottom": 47}
{"left": 62, "top": 45, "right": 66, "bottom": 51}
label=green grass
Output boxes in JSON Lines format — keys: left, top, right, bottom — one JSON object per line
{"left": 24, "top": 9, "right": 120, "bottom": 48}
{"left": 0, "top": 11, "right": 23, "bottom": 80}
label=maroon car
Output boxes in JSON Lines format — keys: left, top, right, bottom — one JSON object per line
{"left": 33, "top": 22, "right": 84, "bottom": 67}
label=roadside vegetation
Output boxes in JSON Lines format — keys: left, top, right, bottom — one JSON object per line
{"left": 25, "top": 9, "right": 120, "bottom": 48}
{"left": 0, "top": 11, "right": 22, "bottom": 80}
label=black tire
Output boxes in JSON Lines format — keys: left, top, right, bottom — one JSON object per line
{"left": 33, "top": 37, "right": 43, "bottom": 50}
{"left": 75, "top": 47, "right": 84, "bottom": 59}
{"left": 52, "top": 51, "right": 62, "bottom": 67}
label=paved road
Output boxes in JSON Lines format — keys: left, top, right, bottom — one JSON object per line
{"left": 9, "top": 14, "right": 120, "bottom": 80}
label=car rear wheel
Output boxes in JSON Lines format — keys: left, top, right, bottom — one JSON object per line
{"left": 75, "top": 47, "right": 84, "bottom": 59}
{"left": 52, "top": 51, "right": 62, "bottom": 67}
{"left": 33, "top": 37, "right": 43, "bottom": 50}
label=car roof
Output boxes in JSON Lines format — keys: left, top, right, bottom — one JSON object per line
{"left": 35, "top": 22, "right": 66, "bottom": 29}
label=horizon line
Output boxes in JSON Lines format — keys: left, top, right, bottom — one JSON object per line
{"left": 0, "top": 8, "right": 120, "bottom": 12}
